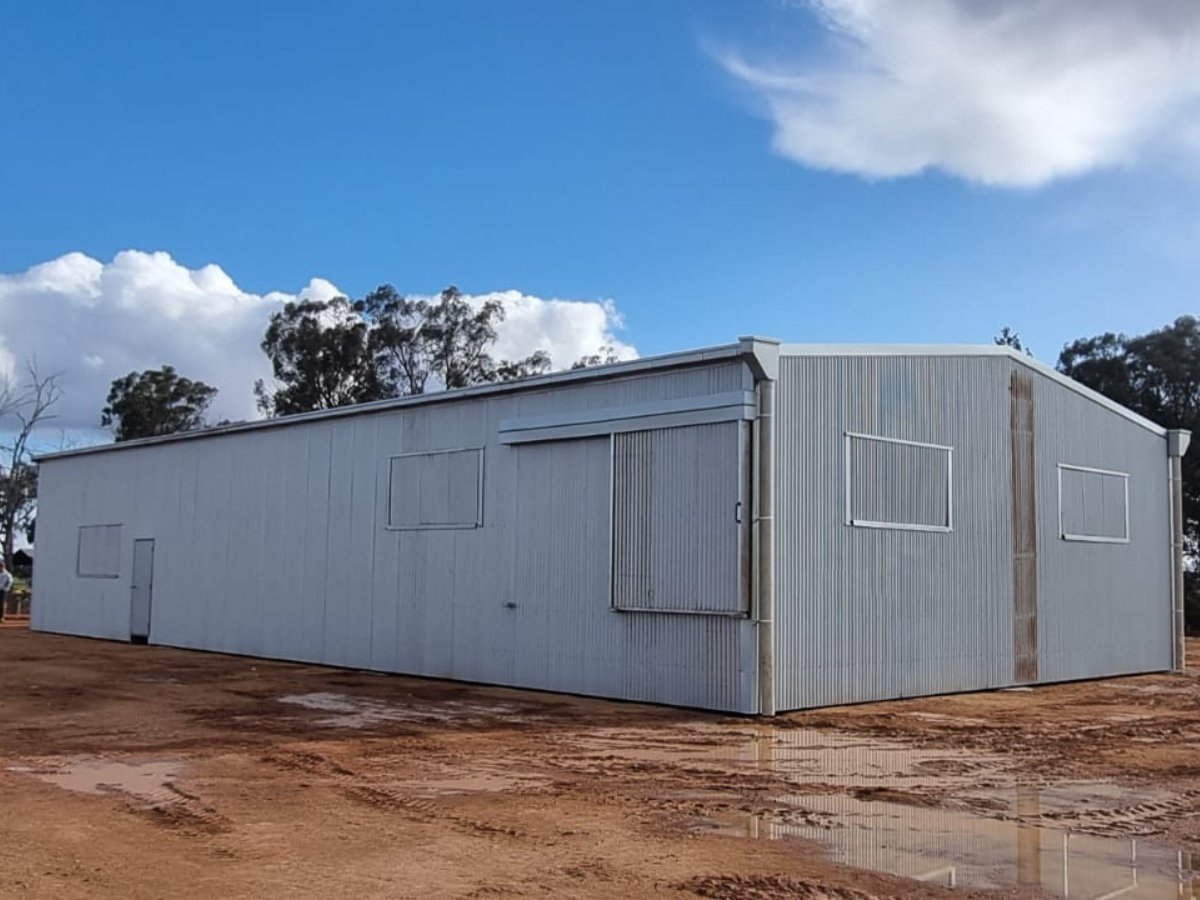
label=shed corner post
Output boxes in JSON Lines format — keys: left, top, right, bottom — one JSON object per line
{"left": 1168, "top": 428, "right": 1192, "bottom": 673}
{"left": 739, "top": 336, "right": 780, "bottom": 716}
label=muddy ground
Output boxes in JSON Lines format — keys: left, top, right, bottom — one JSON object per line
{"left": 1, "top": 625, "right": 1197, "bottom": 899}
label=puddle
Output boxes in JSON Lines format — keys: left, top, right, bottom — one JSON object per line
{"left": 278, "top": 691, "right": 532, "bottom": 729}
{"left": 572, "top": 725, "right": 1200, "bottom": 898}
{"left": 702, "top": 795, "right": 1198, "bottom": 897}
{"left": 12, "top": 758, "right": 183, "bottom": 804}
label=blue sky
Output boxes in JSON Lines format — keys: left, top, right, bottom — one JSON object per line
{"left": 2, "top": 0, "right": 1199, "bottom": 427}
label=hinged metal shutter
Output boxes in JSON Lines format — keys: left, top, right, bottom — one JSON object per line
{"left": 611, "top": 422, "right": 746, "bottom": 613}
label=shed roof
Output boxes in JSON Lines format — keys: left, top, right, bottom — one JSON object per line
{"left": 36, "top": 338, "right": 771, "bottom": 462}
{"left": 36, "top": 338, "right": 1168, "bottom": 462}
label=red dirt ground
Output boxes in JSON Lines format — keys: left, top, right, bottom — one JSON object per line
{"left": 1, "top": 625, "right": 1197, "bottom": 899}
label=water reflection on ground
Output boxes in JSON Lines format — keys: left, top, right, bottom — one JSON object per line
{"left": 703, "top": 791, "right": 1196, "bottom": 898}
{"left": 575, "top": 725, "right": 1199, "bottom": 897}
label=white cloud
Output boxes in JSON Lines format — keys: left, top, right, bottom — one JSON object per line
{"left": 460, "top": 290, "right": 635, "bottom": 367}
{"left": 717, "top": 0, "right": 1200, "bottom": 187}
{"left": 0, "top": 251, "right": 636, "bottom": 437}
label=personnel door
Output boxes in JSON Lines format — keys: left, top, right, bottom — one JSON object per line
{"left": 130, "top": 538, "right": 155, "bottom": 643}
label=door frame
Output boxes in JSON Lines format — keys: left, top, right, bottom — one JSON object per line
{"left": 130, "top": 537, "right": 155, "bottom": 644}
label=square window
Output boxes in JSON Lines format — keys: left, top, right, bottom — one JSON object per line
{"left": 1058, "top": 464, "right": 1129, "bottom": 543}
{"left": 846, "top": 433, "right": 953, "bottom": 532}
{"left": 387, "top": 448, "right": 483, "bottom": 530}
{"left": 77, "top": 524, "right": 122, "bottom": 578}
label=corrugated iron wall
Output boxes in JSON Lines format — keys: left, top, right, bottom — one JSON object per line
{"left": 35, "top": 345, "right": 1172, "bottom": 715}
{"left": 774, "top": 354, "right": 1015, "bottom": 709}
{"left": 847, "top": 435, "right": 951, "bottom": 529}
{"left": 611, "top": 423, "right": 744, "bottom": 613}
{"left": 774, "top": 353, "right": 1172, "bottom": 710}
{"left": 33, "top": 360, "right": 758, "bottom": 713}
{"left": 1029, "top": 365, "right": 1172, "bottom": 682}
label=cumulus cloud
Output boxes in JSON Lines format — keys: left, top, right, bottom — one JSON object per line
{"left": 458, "top": 290, "right": 635, "bottom": 368}
{"left": 0, "top": 251, "right": 635, "bottom": 436}
{"left": 717, "top": 0, "right": 1200, "bottom": 187}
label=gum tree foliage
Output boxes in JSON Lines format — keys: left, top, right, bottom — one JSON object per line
{"left": 254, "top": 297, "right": 381, "bottom": 416}
{"left": 1057, "top": 316, "right": 1200, "bottom": 628}
{"left": 994, "top": 326, "right": 1033, "bottom": 356}
{"left": 101, "top": 366, "right": 219, "bottom": 441}
{"left": 571, "top": 345, "right": 622, "bottom": 370}
{"left": 256, "top": 286, "right": 552, "bottom": 415}
{"left": 357, "top": 284, "right": 435, "bottom": 396}
{"left": 0, "top": 362, "right": 62, "bottom": 568}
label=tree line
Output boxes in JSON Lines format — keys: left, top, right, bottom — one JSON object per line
{"left": 102, "top": 284, "right": 621, "bottom": 439}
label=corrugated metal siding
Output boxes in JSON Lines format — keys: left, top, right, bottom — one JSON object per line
{"left": 76, "top": 524, "right": 122, "bottom": 577}
{"left": 611, "top": 423, "right": 743, "bottom": 613}
{"left": 32, "top": 359, "right": 755, "bottom": 713}
{"left": 1058, "top": 467, "right": 1127, "bottom": 540}
{"left": 1030, "top": 367, "right": 1171, "bottom": 682}
{"left": 774, "top": 354, "right": 1172, "bottom": 711}
{"left": 775, "top": 355, "right": 1020, "bottom": 709}
{"left": 847, "top": 435, "right": 950, "bottom": 528}
{"left": 388, "top": 448, "right": 482, "bottom": 528}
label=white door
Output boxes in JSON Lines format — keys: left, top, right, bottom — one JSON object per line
{"left": 130, "top": 539, "right": 154, "bottom": 642}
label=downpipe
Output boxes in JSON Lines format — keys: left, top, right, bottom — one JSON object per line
{"left": 1168, "top": 429, "right": 1191, "bottom": 673}
{"left": 756, "top": 379, "right": 776, "bottom": 716}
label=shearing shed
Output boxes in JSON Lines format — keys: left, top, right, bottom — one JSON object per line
{"left": 32, "top": 338, "right": 1190, "bottom": 713}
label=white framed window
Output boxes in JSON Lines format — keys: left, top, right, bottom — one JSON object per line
{"left": 1057, "top": 463, "right": 1129, "bottom": 543}
{"left": 387, "top": 448, "right": 483, "bottom": 530}
{"left": 77, "top": 524, "right": 122, "bottom": 578}
{"left": 845, "top": 432, "right": 953, "bottom": 533}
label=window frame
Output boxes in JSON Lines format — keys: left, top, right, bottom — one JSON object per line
{"left": 1056, "top": 462, "right": 1130, "bottom": 544}
{"left": 385, "top": 447, "right": 485, "bottom": 531}
{"left": 844, "top": 431, "right": 954, "bottom": 534}
{"left": 76, "top": 523, "right": 123, "bottom": 579}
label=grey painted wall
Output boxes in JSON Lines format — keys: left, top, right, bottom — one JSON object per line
{"left": 774, "top": 353, "right": 1172, "bottom": 710}
{"left": 33, "top": 359, "right": 759, "bottom": 713}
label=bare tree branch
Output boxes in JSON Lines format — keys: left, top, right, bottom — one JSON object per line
{"left": 0, "top": 360, "right": 64, "bottom": 567}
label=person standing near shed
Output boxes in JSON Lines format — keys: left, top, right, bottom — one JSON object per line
{"left": 0, "top": 562, "right": 12, "bottom": 619}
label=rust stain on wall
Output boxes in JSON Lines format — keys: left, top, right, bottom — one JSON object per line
{"left": 1010, "top": 372, "right": 1039, "bottom": 683}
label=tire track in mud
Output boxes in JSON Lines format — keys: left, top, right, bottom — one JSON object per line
{"left": 134, "top": 782, "right": 230, "bottom": 836}
{"left": 682, "top": 874, "right": 879, "bottom": 900}
{"left": 261, "top": 747, "right": 529, "bottom": 839}
{"left": 9, "top": 756, "right": 231, "bottom": 836}
{"left": 1026, "top": 788, "right": 1200, "bottom": 837}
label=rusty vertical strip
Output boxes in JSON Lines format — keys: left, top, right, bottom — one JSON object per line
{"left": 1015, "top": 785, "right": 1043, "bottom": 887}
{"left": 1010, "top": 372, "right": 1039, "bottom": 683}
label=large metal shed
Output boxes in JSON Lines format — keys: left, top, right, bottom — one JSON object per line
{"left": 31, "top": 338, "right": 1190, "bottom": 713}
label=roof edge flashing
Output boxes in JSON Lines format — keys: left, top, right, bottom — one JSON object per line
{"left": 738, "top": 335, "right": 781, "bottom": 381}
